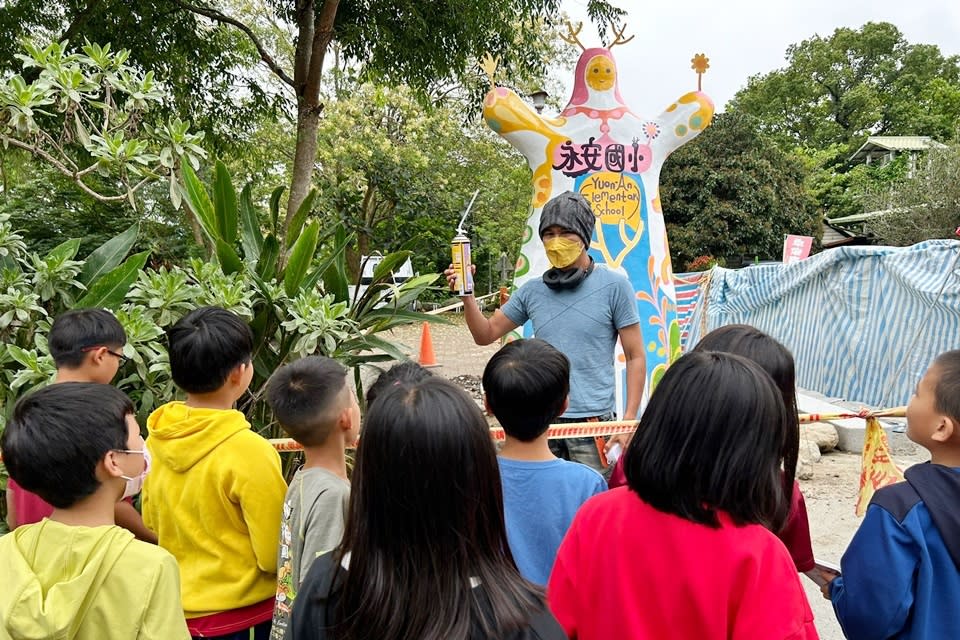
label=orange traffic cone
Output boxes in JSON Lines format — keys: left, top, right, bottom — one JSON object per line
{"left": 418, "top": 322, "right": 440, "bottom": 367}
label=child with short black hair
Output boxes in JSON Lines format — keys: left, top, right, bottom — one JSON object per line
{"left": 49, "top": 308, "right": 128, "bottom": 384}
{"left": 482, "top": 338, "right": 605, "bottom": 585}
{"left": 0, "top": 383, "right": 189, "bottom": 639}
{"left": 142, "top": 306, "right": 286, "bottom": 640}
{"left": 826, "top": 349, "right": 960, "bottom": 639}
{"left": 5, "top": 308, "right": 154, "bottom": 545}
{"left": 265, "top": 356, "right": 360, "bottom": 640}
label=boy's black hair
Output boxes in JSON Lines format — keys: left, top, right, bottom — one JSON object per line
{"left": 933, "top": 350, "right": 960, "bottom": 423}
{"left": 624, "top": 351, "right": 790, "bottom": 531}
{"left": 167, "top": 306, "right": 254, "bottom": 394}
{"left": 48, "top": 309, "right": 126, "bottom": 368}
{"left": 1, "top": 383, "right": 132, "bottom": 509}
{"left": 266, "top": 356, "right": 350, "bottom": 447}
{"left": 482, "top": 338, "right": 569, "bottom": 442}
{"left": 365, "top": 361, "right": 432, "bottom": 410}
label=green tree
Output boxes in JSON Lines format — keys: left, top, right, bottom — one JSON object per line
{"left": 864, "top": 143, "right": 960, "bottom": 245}
{"left": 1, "top": 0, "right": 624, "bottom": 253}
{"left": 314, "top": 83, "right": 531, "bottom": 289}
{"left": 659, "top": 112, "right": 819, "bottom": 268}
{"left": 0, "top": 39, "right": 207, "bottom": 208}
{"left": 729, "top": 22, "right": 960, "bottom": 149}
{"left": 0, "top": 164, "right": 198, "bottom": 262}
{"left": 0, "top": 1, "right": 272, "bottom": 152}
{"left": 799, "top": 147, "right": 909, "bottom": 221}
{"left": 0, "top": 39, "right": 208, "bottom": 248}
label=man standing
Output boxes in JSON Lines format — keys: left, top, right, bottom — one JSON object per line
{"left": 447, "top": 191, "right": 645, "bottom": 469}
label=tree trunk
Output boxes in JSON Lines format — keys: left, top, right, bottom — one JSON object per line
{"left": 284, "top": 0, "right": 340, "bottom": 244}
{"left": 286, "top": 104, "right": 321, "bottom": 241}
{"left": 346, "top": 233, "right": 370, "bottom": 283}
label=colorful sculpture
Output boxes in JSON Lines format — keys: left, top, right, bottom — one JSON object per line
{"left": 482, "top": 23, "right": 714, "bottom": 400}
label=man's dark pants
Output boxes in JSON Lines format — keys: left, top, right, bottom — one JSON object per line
{"left": 548, "top": 412, "right": 615, "bottom": 473}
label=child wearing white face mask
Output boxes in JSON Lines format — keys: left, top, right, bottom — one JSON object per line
{"left": 119, "top": 444, "right": 151, "bottom": 499}
{"left": 5, "top": 308, "right": 157, "bottom": 544}
{"left": 0, "top": 383, "right": 189, "bottom": 640}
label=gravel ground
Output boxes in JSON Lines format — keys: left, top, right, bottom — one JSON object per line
{"left": 386, "top": 316, "right": 927, "bottom": 639}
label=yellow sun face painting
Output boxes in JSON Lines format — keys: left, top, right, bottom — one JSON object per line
{"left": 585, "top": 54, "right": 617, "bottom": 91}
{"left": 482, "top": 29, "right": 714, "bottom": 406}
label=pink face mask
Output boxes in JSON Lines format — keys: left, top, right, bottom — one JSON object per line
{"left": 117, "top": 447, "right": 151, "bottom": 499}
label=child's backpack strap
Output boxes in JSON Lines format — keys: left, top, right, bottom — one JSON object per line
{"left": 528, "top": 607, "right": 568, "bottom": 639}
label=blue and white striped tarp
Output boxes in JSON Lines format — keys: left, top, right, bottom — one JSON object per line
{"left": 685, "top": 240, "right": 960, "bottom": 407}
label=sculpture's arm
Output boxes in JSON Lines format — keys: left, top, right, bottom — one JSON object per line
{"left": 651, "top": 91, "right": 714, "bottom": 158}
{"left": 483, "top": 86, "right": 567, "bottom": 209}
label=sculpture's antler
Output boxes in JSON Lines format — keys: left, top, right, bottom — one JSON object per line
{"left": 606, "top": 22, "right": 635, "bottom": 49}
{"left": 480, "top": 52, "right": 500, "bottom": 88}
{"left": 559, "top": 21, "right": 586, "bottom": 51}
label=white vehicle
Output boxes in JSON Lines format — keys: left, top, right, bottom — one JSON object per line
{"left": 347, "top": 253, "right": 415, "bottom": 304}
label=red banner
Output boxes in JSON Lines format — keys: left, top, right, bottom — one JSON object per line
{"left": 783, "top": 234, "right": 813, "bottom": 263}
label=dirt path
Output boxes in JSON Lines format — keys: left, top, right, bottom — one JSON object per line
{"left": 386, "top": 317, "right": 926, "bottom": 639}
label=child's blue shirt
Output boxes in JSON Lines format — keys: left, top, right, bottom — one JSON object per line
{"left": 498, "top": 456, "right": 606, "bottom": 585}
{"left": 830, "top": 464, "right": 960, "bottom": 639}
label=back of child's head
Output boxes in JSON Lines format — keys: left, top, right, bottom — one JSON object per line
{"left": 692, "top": 324, "right": 800, "bottom": 501}
{"left": 482, "top": 338, "right": 569, "bottom": 441}
{"left": 1, "top": 383, "right": 132, "bottom": 509}
{"left": 932, "top": 350, "right": 960, "bottom": 424}
{"left": 266, "top": 356, "right": 350, "bottom": 446}
{"left": 349, "top": 376, "right": 504, "bottom": 554}
{"left": 693, "top": 325, "right": 797, "bottom": 411}
{"left": 337, "top": 376, "right": 538, "bottom": 640}
{"left": 167, "top": 306, "right": 253, "bottom": 393}
{"left": 48, "top": 309, "right": 126, "bottom": 368}
{"left": 365, "top": 360, "right": 432, "bottom": 409}
{"left": 625, "top": 350, "right": 789, "bottom": 531}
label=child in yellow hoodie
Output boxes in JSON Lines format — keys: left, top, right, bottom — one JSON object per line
{"left": 0, "top": 383, "right": 189, "bottom": 640}
{"left": 141, "top": 306, "right": 286, "bottom": 640}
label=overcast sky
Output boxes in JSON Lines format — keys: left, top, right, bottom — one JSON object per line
{"left": 558, "top": 0, "right": 960, "bottom": 117}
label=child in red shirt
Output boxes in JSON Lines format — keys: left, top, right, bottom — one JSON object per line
{"left": 548, "top": 351, "right": 818, "bottom": 639}
{"left": 608, "top": 324, "right": 815, "bottom": 573}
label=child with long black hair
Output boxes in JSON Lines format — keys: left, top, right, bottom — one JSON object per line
{"left": 287, "top": 377, "right": 565, "bottom": 640}
{"left": 608, "top": 324, "right": 814, "bottom": 574}
{"left": 548, "top": 351, "right": 818, "bottom": 639}
{"left": 692, "top": 324, "right": 813, "bottom": 573}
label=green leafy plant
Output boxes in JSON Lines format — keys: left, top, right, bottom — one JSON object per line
{"left": 0, "top": 39, "right": 207, "bottom": 211}
{"left": 27, "top": 239, "right": 85, "bottom": 305}
{"left": 178, "top": 160, "right": 443, "bottom": 437}
{"left": 0, "top": 215, "right": 143, "bottom": 434}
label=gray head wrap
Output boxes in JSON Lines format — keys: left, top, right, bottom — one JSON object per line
{"left": 538, "top": 191, "right": 595, "bottom": 248}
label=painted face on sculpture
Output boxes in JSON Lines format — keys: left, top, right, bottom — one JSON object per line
{"left": 585, "top": 55, "right": 616, "bottom": 91}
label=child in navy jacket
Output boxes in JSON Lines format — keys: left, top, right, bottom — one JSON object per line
{"left": 827, "top": 349, "right": 960, "bottom": 639}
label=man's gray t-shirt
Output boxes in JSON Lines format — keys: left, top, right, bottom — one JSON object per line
{"left": 501, "top": 267, "right": 639, "bottom": 418}
{"left": 270, "top": 466, "right": 350, "bottom": 640}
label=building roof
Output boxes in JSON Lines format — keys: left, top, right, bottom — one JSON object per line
{"left": 824, "top": 204, "right": 926, "bottom": 225}
{"left": 822, "top": 222, "right": 854, "bottom": 245}
{"left": 849, "top": 136, "right": 947, "bottom": 163}
{"left": 826, "top": 206, "right": 915, "bottom": 226}
{"left": 821, "top": 221, "right": 872, "bottom": 248}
